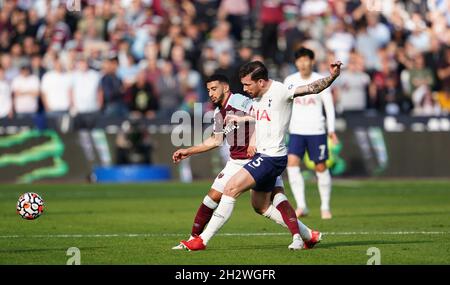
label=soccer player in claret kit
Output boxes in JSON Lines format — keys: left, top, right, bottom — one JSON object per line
{"left": 172, "top": 74, "right": 319, "bottom": 250}
{"left": 181, "top": 60, "right": 342, "bottom": 251}
{"left": 284, "top": 47, "right": 338, "bottom": 219}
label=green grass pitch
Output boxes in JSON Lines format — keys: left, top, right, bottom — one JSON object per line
{"left": 0, "top": 180, "right": 449, "bottom": 265}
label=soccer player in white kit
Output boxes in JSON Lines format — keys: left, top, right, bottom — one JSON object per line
{"left": 284, "top": 47, "right": 338, "bottom": 219}
{"left": 181, "top": 61, "right": 342, "bottom": 251}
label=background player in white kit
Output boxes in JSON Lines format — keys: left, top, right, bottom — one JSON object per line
{"left": 284, "top": 47, "right": 338, "bottom": 219}
{"left": 181, "top": 61, "right": 342, "bottom": 251}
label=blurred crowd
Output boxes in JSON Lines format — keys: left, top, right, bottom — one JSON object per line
{"left": 0, "top": 0, "right": 450, "bottom": 128}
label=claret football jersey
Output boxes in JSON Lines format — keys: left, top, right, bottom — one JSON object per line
{"left": 213, "top": 93, "right": 253, "bottom": 160}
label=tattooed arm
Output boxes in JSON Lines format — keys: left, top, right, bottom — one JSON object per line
{"left": 293, "top": 61, "right": 342, "bottom": 98}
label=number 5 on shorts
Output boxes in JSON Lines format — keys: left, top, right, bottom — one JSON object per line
{"left": 252, "top": 157, "right": 264, "bottom": 167}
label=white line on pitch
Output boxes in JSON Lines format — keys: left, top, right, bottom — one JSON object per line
{"left": 0, "top": 231, "right": 448, "bottom": 239}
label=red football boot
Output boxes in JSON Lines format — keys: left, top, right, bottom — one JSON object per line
{"left": 180, "top": 236, "right": 206, "bottom": 251}
{"left": 303, "top": 230, "right": 322, "bottom": 249}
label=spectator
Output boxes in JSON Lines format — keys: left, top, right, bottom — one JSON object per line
{"left": 437, "top": 47, "right": 450, "bottom": 95}
{"left": 156, "top": 60, "right": 182, "bottom": 119}
{"left": 214, "top": 51, "right": 236, "bottom": 92}
{"left": 41, "top": 58, "right": 71, "bottom": 117}
{"left": 333, "top": 52, "right": 371, "bottom": 114}
{"left": 355, "top": 23, "right": 381, "bottom": 72}
{"left": 178, "top": 60, "right": 204, "bottom": 110}
{"left": 325, "top": 19, "right": 355, "bottom": 65}
{"left": 1, "top": 53, "right": 19, "bottom": 83}
{"left": 406, "top": 14, "right": 431, "bottom": 52}
{"left": 71, "top": 57, "right": 102, "bottom": 129}
{"left": 412, "top": 87, "right": 441, "bottom": 116}
{"left": 143, "top": 57, "right": 162, "bottom": 90}
{"left": 100, "top": 57, "right": 128, "bottom": 118}
{"left": 232, "top": 43, "right": 254, "bottom": 84}
{"left": 11, "top": 64, "right": 40, "bottom": 118}
{"left": 217, "top": 0, "right": 250, "bottom": 41}
{"left": 129, "top": 70, "right": 159, "bottom": 120}
{"left": 258, "top": 0, "right": 284, "bottom": 63}
{"left": 77, "top": 5, "right": 105, "bottom": 41}
{"left": 0, "top": 68, "right": 12, "bottom": 119}
{"left": 198, "top": 45, "right": 219, "bottom": 80}
{"left": 206, "top": 21, "right": 234, "bottom": 60}
{"left": 366, "top": 13, "right": 391, "bottom": 48}
{"left": 408, "top": 53, "right": 435, "bottom": 95}
{"left": 378, "top": 73, "right": 403, "bottom": 116}
{"left": 117, "top": 53, "right": 140, "bottom": 89}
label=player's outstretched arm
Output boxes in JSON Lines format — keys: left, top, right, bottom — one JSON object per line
{"left": 172, "top": 134, "right": 223, "bottom": 164}
{"left": 293, "top": 61, "right": 342, "bottom": 98}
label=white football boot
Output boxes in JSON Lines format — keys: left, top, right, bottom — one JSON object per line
{"left": 288, "top": 235, "right": 304, "bottom": 250}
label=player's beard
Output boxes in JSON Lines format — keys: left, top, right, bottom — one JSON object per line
{"left": 212, "top": 93, "right": 225, "bottom": 108}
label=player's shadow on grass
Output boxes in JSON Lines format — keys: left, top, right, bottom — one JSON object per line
{"left": 210, "top": 240, "right": 428, "bottom": 251}
{"left": 0, "top": 246, "right": 106, "bottom": 253}
{"left": 341, "top": 210, "right": 450, "bottom": 218}
{"left": 317, "top": 240, "right": 428, "bottom": 249}
{"left": 207, "top": 244, "right": 288, "bottom": 251}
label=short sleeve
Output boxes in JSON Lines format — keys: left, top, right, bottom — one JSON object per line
{"left": 285, "top": 82, "right": 296, "bottom": 100}
{"left": 227, "top": 93, "right": 253, "bottom": 114}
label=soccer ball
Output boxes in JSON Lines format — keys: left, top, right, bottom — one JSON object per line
{"left": 16, "top": 192, "right": 44, "bottom": 220}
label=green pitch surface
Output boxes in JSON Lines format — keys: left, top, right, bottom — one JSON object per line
{"left": 0, "top": 180, "right": 449, "bottom": 265}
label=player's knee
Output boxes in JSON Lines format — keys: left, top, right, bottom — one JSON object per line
{"left": 253, "top": 204, "right": 267, "bottom": 215}
{"left": 223, "top": 184, "right": 239, "bottom": 198}
{"left": 208, "top": 189, "right": 222, "bottom": 203}
{"left": 315, "top": 162, "right": 327, "bottom": 172}
{"left": 271, "top": 187, "right": 285, "bottom": 200}
{"left": 287, "top": 155, "right": 300, "bottom": 167}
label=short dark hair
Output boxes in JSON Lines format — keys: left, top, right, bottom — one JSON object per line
{"left": 238, "top": 61, "right": 268, "bottom": 81}
{"left": 206, "top": 74, "right": 230, "bottom": 85}
{"left": 294, "top": 47, "right": 315, "bottom": 60}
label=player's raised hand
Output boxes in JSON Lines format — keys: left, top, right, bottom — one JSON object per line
{"left": 172, "top": 149, "right": 190, "bottom": 164}
{"left": 329, "top": 61, "right": 343, "bottom": 78}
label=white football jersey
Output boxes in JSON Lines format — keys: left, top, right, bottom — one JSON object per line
{"left": 250, "top": 80, "right": 295, "bottom": 157}
{"left": 284, "top": 71, "right": 335, "bottom": 135}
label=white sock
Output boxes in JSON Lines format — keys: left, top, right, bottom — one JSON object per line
{"left": 203, "top": 195, "right": 218, "bottom": 209}
{"left": 262, "top": 205, "right": 286, "bottom": 227}
{"left": 287, "top": 166, "right": 307, "bottom": 209}
{"left": 200, "top": 195, "right": 236, "bottom": 245}
{"left": 268, "top": 194, "right": 312, "bottom": 241}
{"left": 317, "top": 169, "right": 332, "bottom": 211}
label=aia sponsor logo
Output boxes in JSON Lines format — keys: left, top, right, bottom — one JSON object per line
{"left": 294, "top": 97, "right": 316, "bottom": 105}
{"left": 254, "top": 109, "right": 271, "bottom": 121}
